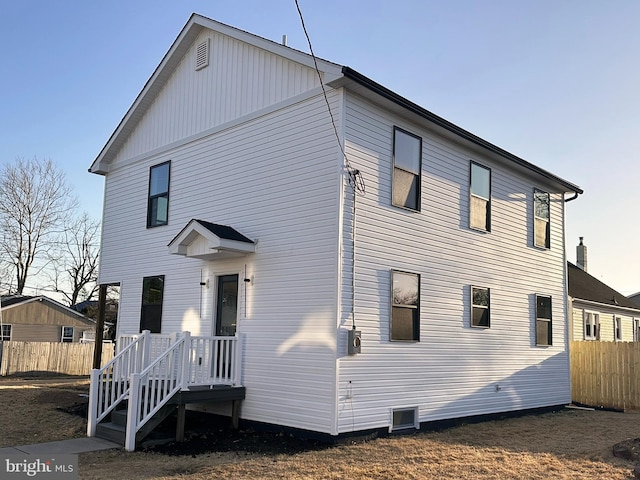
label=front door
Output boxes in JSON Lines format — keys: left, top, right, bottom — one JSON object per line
{"left": 215, "top": 274, "right": 238, "bottom": 336}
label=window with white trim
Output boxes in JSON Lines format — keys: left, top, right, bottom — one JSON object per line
{"left": 584, "top": 312, "right": 599, "bottom": 340}
{"left": 614, "top": 316, "right": 622, "bottom": 341}
{"left": 535, "top": 295, "right": 552, "bottom": 346}
{"left": 534, "top": 189, "right": 550, "bottom": 249}
{"left": 1, "top": 324, "right": 11, "bottom": 341}
{"left": 634, "top": 318, "right": 640, "bottom": 342}
{"left": 391, "top": 270, "right": 420, "bottom": 341}
{"left": 392, "top": 127, "right": 421, "bottom": 211}
{"left": 61, "top": 326, "right": 74, "bottom": 343}
{"left": 471, "top": 286, "right": 490, "bottom": 328}
{"left": 470, "top": 162, "right": 491, "bottom": 231}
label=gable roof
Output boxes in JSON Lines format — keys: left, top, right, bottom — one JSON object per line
{"left": 89, "top": 13, "right": 342, "bottom": 174}
{"left": 629, "top": 292, "right": 640, "bottom": 307}
{"left": 90, "top": 13, "right": 582, "bottom": 197}
{"left": 168, "top": 219, "right": 255, "bottom": 260}
{"left": 0, "top": 295, "right": 96, "bottom": 324}
{"left": 568, "top": 262, "right": 640, "bottom": 311}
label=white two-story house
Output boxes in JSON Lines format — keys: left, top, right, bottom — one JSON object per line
{"left": 88, "top": 14, "right": 582, "bottom": 449}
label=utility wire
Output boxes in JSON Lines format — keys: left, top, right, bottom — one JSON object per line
{"left": 294, "top": 0, "right": 365, "bottom": 196}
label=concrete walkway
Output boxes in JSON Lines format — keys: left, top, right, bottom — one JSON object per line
{"left": 0, "top": 437, "right": 120, "bottom": 456}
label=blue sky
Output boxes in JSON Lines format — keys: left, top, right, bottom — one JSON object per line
{"left": 1, "top": 1, "right": 638, "bottom": 294}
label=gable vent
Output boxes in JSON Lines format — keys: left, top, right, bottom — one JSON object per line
{"left": 195, "top": 39, "right": 209, "bottom": 71}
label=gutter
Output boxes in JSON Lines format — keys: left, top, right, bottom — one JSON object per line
{"left": 571, "top": 297, "right": 640, "bottom": 315}
{"left": 564, "top": 192, "right": 579, "bottom": 203}
{"left": 341, "top": 66, "right": 583, "bottom": 196}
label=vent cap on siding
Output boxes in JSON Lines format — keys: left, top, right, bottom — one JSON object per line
{"left": 195, "top": 38, "right": 210, "bottom": 70}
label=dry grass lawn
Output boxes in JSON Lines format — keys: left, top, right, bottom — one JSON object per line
{"left": 1, "top": 376, "right": 640, "bottom": 479}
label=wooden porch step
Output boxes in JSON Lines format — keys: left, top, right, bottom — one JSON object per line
{"left": 95, "top": 422, "right": 126, "bottom": 445}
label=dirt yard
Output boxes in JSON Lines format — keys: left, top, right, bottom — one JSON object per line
{"left": 2, "top": 376, "right": 640, "bottom": 479}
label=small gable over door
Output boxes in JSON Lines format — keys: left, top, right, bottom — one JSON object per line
{"left": 168, "top": 219, "right": 255, "bottom": 260}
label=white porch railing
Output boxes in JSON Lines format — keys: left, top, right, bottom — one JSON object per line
{"left": 88, "top": 330, "right": 242, "bottom": 451}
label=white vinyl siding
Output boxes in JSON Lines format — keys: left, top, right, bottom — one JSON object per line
{"left": 337, "top": 93, "right": 569, "bottom": 434}
{"left": 112, "top": 30, "right": 321, "bottom": 164}
{"left": 572, "top": 303, "right": 640, "bottom": 342}
{"left": 99, "top": 91, "right": 342, "bottom": 434}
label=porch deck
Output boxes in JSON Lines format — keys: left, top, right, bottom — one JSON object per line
{"left": 87, "top": 331, "right": 243, "bottom": 451}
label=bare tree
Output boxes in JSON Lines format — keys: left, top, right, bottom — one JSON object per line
{"left": 0, "top": 157, "right": 77, "bottom": 294}
{"left": 50, "top": 212, "right": 100, "bottom": 306}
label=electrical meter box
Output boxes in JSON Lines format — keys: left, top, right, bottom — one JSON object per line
{"left": 348, "top": 329, "right": 361, "bottom": 355}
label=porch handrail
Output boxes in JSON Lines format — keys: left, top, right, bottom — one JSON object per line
{"left": 185, "top": 334, "right": 241, "bottom": 388}
{"left": 87, "top": 330, "right": 150, "bottom": 437}
{"left": 125, "top": 334, "right": 187, "bottom": 451}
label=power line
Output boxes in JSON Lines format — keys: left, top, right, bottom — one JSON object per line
{"left": 294, "top": 0, "right": 365, "bottom": 196}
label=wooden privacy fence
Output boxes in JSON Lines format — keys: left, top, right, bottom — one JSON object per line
{"left": 570, "top": 340, "right": 640, "bottom": 410}
{"left": 0, "top": 341, "right": 114, "bottom": 376}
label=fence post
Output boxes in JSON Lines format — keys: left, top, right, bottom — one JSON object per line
{"left": 126, "top": 373, "right": 141, "bottom": 452}
{"left": 87, "top": 369, "right": 99, "bottom": 437}
{"left": 180, "top": 332, "right": 191, "bottom": 390}
{"left": 0, "top": 341, "right": 3, "bottom": 376}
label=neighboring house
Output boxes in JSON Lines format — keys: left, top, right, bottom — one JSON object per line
{"left": 0, "top": 295, "right": 96, "bottom": 343}
{"left": 568, "top": 240, "right": 640, "bottom": 342}
{"left": 72, "top": 299, "right": 119, "bottom": 340}
{"left": 88, "top": 14, "right": 583, "bottom": 448}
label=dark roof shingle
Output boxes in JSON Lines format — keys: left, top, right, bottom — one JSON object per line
{"left": 568, "top": 262, "right": 640, "bottom": 310}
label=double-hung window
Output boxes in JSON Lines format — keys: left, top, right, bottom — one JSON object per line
{"left": 535, "top": 295, "right": 552, "bottom": 346}
{"left": 534, "top": 189, "right": 550, "bottom": 249}
{"left": 614, "top": 316, "right": 622, "bottom": 341}
{"left": 392, "top": 127, "right": 421, "bottom": 211}
{"left": 584, "top": 311, "right": 599, "bottom": 340}
{"left": 147, "top": 162, "right": 170, "bottom": 227}
{"left": 470, "top": 162, "right": 491, "bottom": 231}
{"left": 1, "top": 324, "right": 11, "bottom": 341}
{"left": 471, "top": 286, "right": 490, "bottom": 328}
{"left": 140, "top": 275, "right": 165, "bottom": 333}
{"left": 391, "top": 271, "right": 420, "bottom": 341}
{"left": 61, "top": 326, "right": 74, "bottom": 343}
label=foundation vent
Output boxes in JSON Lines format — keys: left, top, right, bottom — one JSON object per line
{"left": 391, "top": 407, "right": 418, "bottom": 432}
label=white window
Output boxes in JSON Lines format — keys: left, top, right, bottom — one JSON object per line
{"left": 470, "top": 162, "right": 491, "bottom": 231}
{"left": 634, "top": 318, "right": 640, "bottom": 342}
{"left": 534, "top": 189, "right": 550, "bottom": 249}
{"left": 61, "top": 326, "right": 74, "bottom": 343}
{"left": 614, "top": 316, "right": 622, "bottom": 341}
{"left": 147, "top": 161, "right": 170, "bottom": 228}
{"left": 471, "top": 286, "right": 490, "bottom": 328}
{"left": 1, "top": 324, "right": 11, "bottom": 341}
{"left": 583, "top": 312, "right": 599, "bottom": 340}
{"left": 391, "top": 271, "right": 420, "bottom": 341}
{"left": 535, "top": 295, "right": 552, "bottom": 346}
{"left": 392, "top": 127, "right": 421, "bottom": 211}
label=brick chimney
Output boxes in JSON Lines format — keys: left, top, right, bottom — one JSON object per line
{"left": 577, "top": 237, "right": 588, "bottom": 272}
